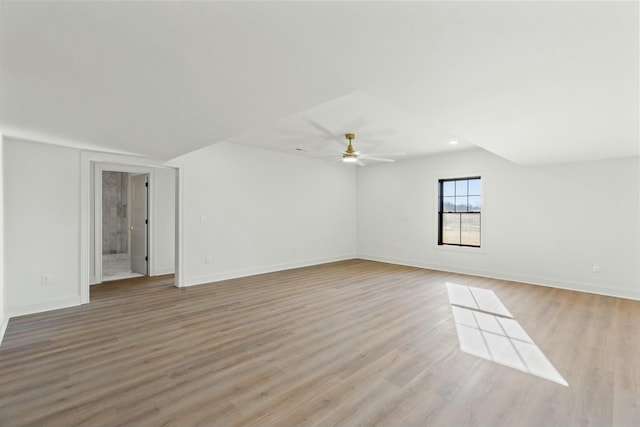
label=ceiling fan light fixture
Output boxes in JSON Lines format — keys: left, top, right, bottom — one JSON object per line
{"left": 343, "top": 133, "right": 359, "bottom": 162}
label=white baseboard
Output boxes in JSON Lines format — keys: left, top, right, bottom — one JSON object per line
{"left": 183, "top": 254, "right": 356, "bottom": 287}
{"left": 8, "top": 296, "right": 83, "bottom": 318}
{"left": 358, "top": 254, "right": 640, "bottom": 301}
{"left": 151, "top": 267, "right": 175, "bottom": 276}
{"left": 0, "top": 315, "right": 8, "bottom": 347}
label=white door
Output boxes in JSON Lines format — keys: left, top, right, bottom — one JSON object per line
{"left": 131, "top": 174, "right": 148, "bottom": 275}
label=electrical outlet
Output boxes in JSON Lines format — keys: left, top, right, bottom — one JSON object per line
{"left": 592, "top": 264, "right": 600, "bottom": 273}
{"left": 41, "top": 275, "right": 52, "bottom": 286}
{"left": 205, "top": 256, "right": 212, "bottom": 264}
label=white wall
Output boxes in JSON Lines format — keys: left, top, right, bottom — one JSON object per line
{"left": 4, "top": 139, "right": 177, "bottom": 316}
{"left": 151, "top": 167, "right": 175, "bottom": 275}
{"left": 0, "top": 136, "right": 7, "bottom": 343}
{"left": 357, "top": 148, "right": 640, "bottom": 300}
{"left": 5, "top": 139, "right": 82, "bottom": 316}
{"left": 0, "top": 6, "right": 4, "bottom": 345}
{"left": 175, "top": 142, "right": 357, "bottom": 286}
{"left": 4, "top": 134, "right": 634, "bottom": 321}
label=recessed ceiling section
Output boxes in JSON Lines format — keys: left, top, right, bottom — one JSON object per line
{"left": 229, "top": 91, "right": 474, "bottom": 163}
{"left": 1, "top": 1, "right": 637, "bottom": 164}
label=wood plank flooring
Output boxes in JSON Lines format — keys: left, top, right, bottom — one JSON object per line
{"left": 0, "top": 259, "right": 638, "bottom": 426}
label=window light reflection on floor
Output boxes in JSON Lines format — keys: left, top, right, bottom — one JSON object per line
{"left": 447, "top": 283, "right": 568, "bottom": 386}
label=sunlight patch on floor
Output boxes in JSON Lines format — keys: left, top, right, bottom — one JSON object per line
{"left": 447, "top": 282, "right": 513, "bottom": 318}
{"left": 447, "top": 283, "right": 568, "bottom": 386}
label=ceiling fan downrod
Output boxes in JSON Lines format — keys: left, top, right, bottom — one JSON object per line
{"left": 343, "top": 133, "right": 358, "bottom": 162}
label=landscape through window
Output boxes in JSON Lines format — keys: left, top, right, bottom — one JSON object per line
{"left": 438, "top": 177, "right": 481, "bottom": 247}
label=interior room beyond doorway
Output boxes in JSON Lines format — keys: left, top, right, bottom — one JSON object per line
{"left": 101, "top": 170, "right": 148, "bottom": 281}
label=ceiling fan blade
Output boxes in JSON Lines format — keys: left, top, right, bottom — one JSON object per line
{"left": 353, "top": 128, "right": 397, "bottom": 138}
{"left": 337, "top": 118, "right": 396, "bottom": 138}
{"left": 273, "top": 125, "right": 343, "bottom": 153}
{"left": 307, "top": 150, "right": 338, "bottom": 158}
{"left": 360, "top": 152, "right": 406, "bottom": 158}
{"left": 306, "top": 120, "right": 344, "bottom": 145}
{"left": 356, "top": 159, "right": 366, "bottom": 167}
{"left": 272, "top": 127, "right": 323, "bottom": 138}
{"left": 295, "top": 148, "right": 339, "bottom": 159}
{"left": 339, "top": 117, "right": 368, "bottom": 133}
{"left": 358, "top": 156, "right": 395, "bottom": 163}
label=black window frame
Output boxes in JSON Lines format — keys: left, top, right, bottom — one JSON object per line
{"left": 438, "top": 176, "right": 482, "bottom": 248}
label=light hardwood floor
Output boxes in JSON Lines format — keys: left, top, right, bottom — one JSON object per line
{"left": 0, "top": 259, "right": 638, "bottom": 426}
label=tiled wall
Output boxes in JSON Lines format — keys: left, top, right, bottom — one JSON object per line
{"left": 102, "top": 171, "right": 128, "bottom": 254}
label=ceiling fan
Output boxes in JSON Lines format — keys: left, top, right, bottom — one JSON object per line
{"left": 340, "top": 133, "right": 404, "bottom": 166}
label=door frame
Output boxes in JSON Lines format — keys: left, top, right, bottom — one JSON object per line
{"left": 129, "top": 172, "right": 150, "bottom": 276}
{"left": 94, "top": 165, "right": 153, "bottom": 284}
{"left": 95, "top": 166, "right": 152, "bottom": 283}
{"left": 80, "top": 151, "right": 184, "bottom": 304}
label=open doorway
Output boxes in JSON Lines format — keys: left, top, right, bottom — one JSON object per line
{"left": 101, "top": 171, "right": 149, "bottom": 281}
{"left": 81, "top": 153, "right": 181, "bottom": 304}
{"left": 91, "top": 162, "right": 176, "bottom": 288}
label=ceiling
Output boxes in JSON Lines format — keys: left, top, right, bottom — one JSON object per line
{"left": 1, "top": 1, "right": 638, "bottom": 165}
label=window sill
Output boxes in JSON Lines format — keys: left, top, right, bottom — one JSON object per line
{"left": 435, "top": 244, "right": 485, "bottom": 254}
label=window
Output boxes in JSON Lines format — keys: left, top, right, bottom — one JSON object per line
{"left": 438, "top": 177, "right": 481, "bottom": 247}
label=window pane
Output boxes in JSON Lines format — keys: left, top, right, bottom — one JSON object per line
{"left": 468, "top": 179, "right": 481, "bottom": 196}
{"left": 461, "top": 214, "right": 481, "bottom": 246}
{"left": 455, "top": 196, "right": 468, "bottom": 212}
{"left": 456, "top": 180, "right": 468, "bottom": 196}
{"left": 438, "top": 177, "right": 482, "bottom": 248}
{"left": 443, "top": 213, "right": 460, "bottom": 245}
{"left": 443, "top": 197, "right": 456, "bottom": 212}
{"left": 443, "top": 181, "right": 455, "bottom": 197}
{"left": 468, "top": 196, "right": 481, "bottom": 212}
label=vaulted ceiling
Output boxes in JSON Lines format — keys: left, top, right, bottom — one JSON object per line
{"left": 1, "top": 1, "right": 638, "bottom": 165}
